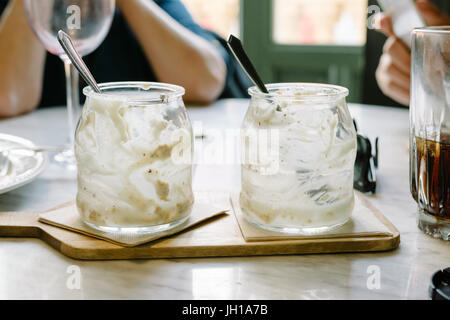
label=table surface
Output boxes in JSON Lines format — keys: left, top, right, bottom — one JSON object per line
{"left": 0, "top": 99, "right": 448, "bottom": 300}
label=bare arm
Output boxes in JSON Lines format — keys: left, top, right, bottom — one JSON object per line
{"left": 117, "top": 0, "right": 226, "bottom": 104}
{"left": 0, "top": 0, "right": 46, "bottom": 117}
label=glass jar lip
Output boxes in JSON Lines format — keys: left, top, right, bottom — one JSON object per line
{"left": 413, "top": 26, "right": 450, "bottom": 34}
{"left": 248, "top": 83, "right": 349, "bottom": 102}
{"left": 83, "top": 81, "right": 185, "bottom": 102}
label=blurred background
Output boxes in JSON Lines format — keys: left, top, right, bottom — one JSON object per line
{"left": 181, "top": 0, "right": 449, "bottom": 106}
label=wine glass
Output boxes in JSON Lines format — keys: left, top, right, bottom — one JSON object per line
{"left": 23, "top": 0, "right": 115, "bottom": 170}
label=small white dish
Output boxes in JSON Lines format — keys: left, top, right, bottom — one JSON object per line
{"left": 0, "top": 134, "right": 47, "bottom": 195}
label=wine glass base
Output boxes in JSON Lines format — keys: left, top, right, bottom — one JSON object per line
{"left": 53, "top": 149, "right": 77, "bottom": 171}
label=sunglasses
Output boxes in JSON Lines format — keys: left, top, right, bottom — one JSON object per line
{"left": 353, "top": 120, "right": 378, "bottom": 194}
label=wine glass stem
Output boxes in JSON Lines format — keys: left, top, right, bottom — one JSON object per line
{"left": 63, "top": 60, "right": 80, "bottom": 147}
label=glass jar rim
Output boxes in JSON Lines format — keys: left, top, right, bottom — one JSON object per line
{"left": 248, "top": 83, "right": 349, "bottom": 102}
{"left": 83, "top": 81, "right": 185, "bottom": 102}
{"left": 412, "top": 26, "right": 450, "bottom": 34}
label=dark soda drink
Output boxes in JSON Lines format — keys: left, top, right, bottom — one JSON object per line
{"left": 415, "top": 135, "right": 450, "bottom": 220}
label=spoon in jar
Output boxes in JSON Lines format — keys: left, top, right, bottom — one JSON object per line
{"left": 57, "top": 30, "right": 102, "bottom": 94}
{"left": 227, "top": 35, "right": 269, "bottom": 94}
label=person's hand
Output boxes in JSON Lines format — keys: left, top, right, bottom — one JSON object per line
{"left": 375, "top": 0, "right": 450, "bottom": 106}
{"left": 375, "top": 14, "right": 411, "bottom": 106}
{"left": 416, "top": 0, "right": 450, "bottom": 26}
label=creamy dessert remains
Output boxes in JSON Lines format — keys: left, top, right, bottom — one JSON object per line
{"left": 240, "top": 84, "right": 357, "bottom": 232}
{"left": 75, "top": 87, "right": 193, "bottom": 230}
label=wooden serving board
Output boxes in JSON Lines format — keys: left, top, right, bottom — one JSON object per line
{"left": 0, "top": 196, "right": 400, "bottom": 260}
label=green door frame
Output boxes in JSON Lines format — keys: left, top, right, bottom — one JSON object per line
{"left": 240, "top": 0, "right": 366, "bottom": 103}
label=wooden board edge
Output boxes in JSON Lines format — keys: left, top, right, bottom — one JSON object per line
{"left": 58, "top": 233, "right": 400, "bottom": 261}
{"left": 357, "top": 194, "right": 401, "bottom": 240}
{"left": 0, "top": 196, "right": 401, "bottom": 261}
{"left": 0, "top": 202, "right": 73, "bottom": 238}
{"left": 0, "top": 211, "right": 41, "bottom": 237}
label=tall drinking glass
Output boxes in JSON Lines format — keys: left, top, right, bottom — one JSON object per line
{"left": 410, "top": 27, "right": 450, "bottom": 240}
{"left": 23, "top": 0, "right": 115, "bottom": 170}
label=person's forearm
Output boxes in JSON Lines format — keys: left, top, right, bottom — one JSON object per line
{"left": 0, "top": 0, "right": 46, "bottom": 117}
{"left": 118, "top": 0, "right": 226, "bottom": 104}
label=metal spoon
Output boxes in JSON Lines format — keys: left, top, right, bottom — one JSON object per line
{"left": 1, "top": 145, "right": 69, "bottom": 153}
{"left": 227, "top": 35, "right": 269, "bottom": 94}
{"left": 57, "top": 30, "right": 102, "bottom": 93}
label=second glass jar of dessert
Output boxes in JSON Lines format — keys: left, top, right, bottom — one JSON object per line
{"left": 75, "top": 82, "right": 194, "bottom": 233}
{"left": 240, "top": 83, "right": 357, "bottom": 234}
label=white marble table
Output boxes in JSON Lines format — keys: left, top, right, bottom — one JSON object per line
{"left": 0, "top": 99, "right": 448, "bottom": 300}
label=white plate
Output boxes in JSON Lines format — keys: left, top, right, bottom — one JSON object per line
{"left": 0, "top": 134, "right": 47, "bottom": 195}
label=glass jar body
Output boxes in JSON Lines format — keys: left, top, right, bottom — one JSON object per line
{"left": 240, "top": 83, "right": 357, "bottom": 234}
{"left": 75, "top": 82, "right": 194, "bottom": 233}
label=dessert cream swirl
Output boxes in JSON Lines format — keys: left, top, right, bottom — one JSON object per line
{"left": 75, "top": 93, "right": 193, "bottom": 228}
{"left": 240, "top": 85, "right": 357, "bottom": 231}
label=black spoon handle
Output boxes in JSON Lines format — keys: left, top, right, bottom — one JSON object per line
{"left": 227, "top": 35, "right": 269, "bottom": 94}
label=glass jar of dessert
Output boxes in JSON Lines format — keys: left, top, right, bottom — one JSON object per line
{"left": 240, "top": 83, "right": 357, "bottom": 234}
{"left": 75, "top": 82, "right": 194, "bottom": 233}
